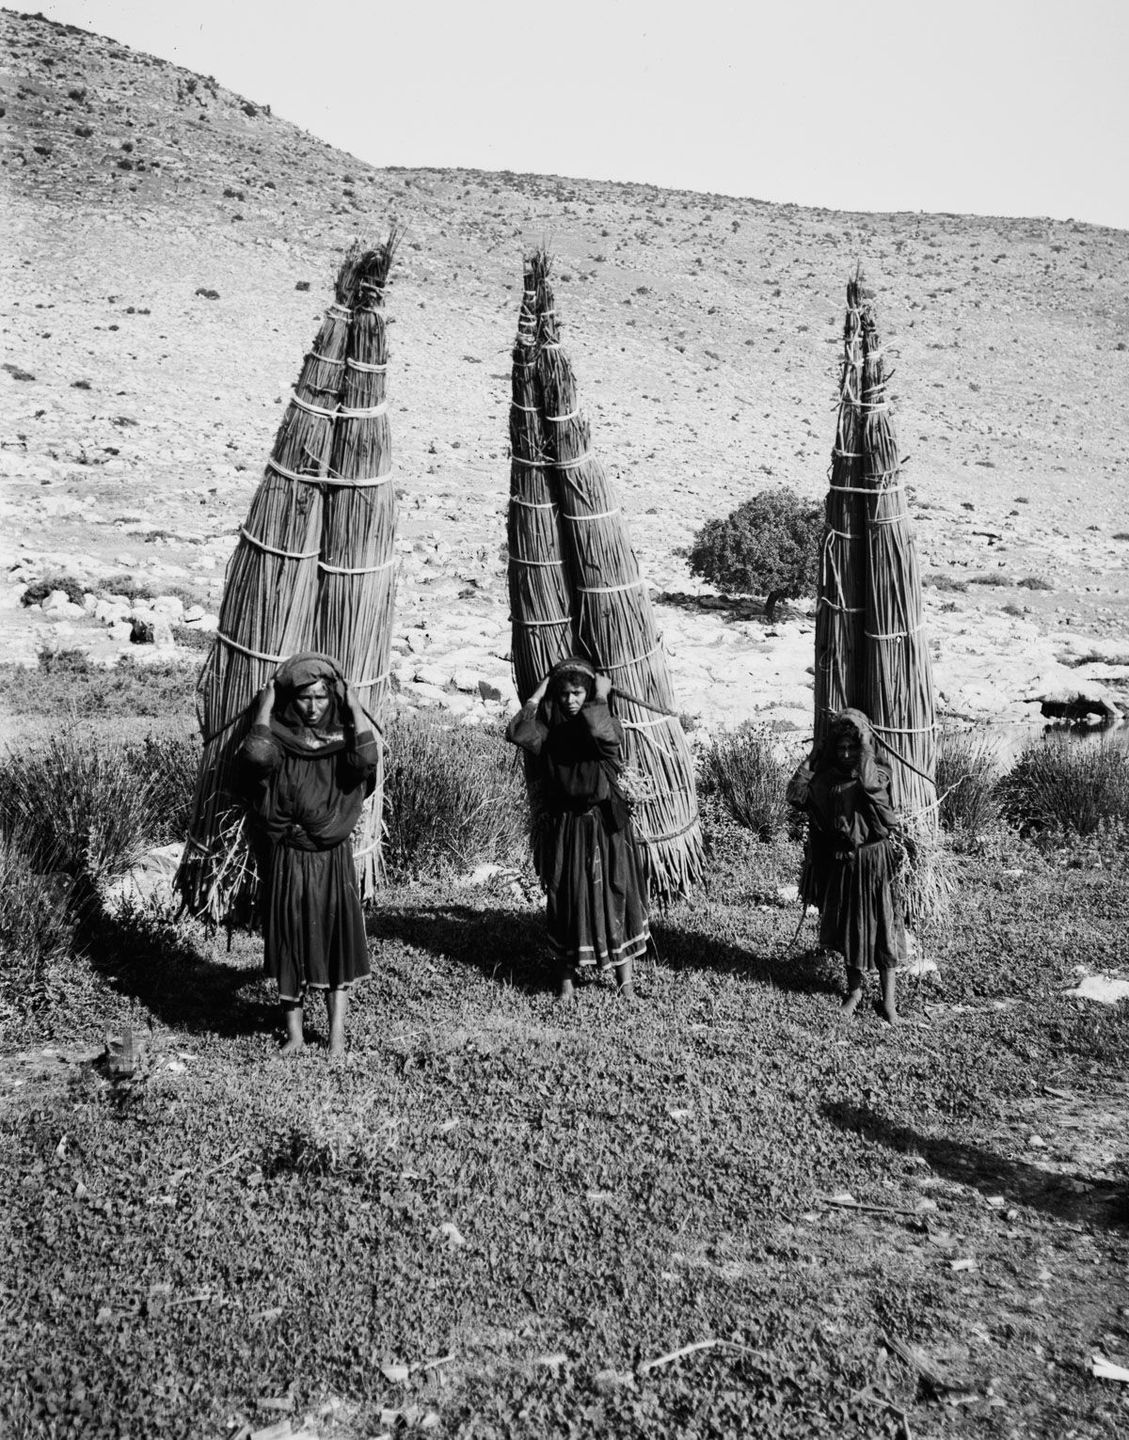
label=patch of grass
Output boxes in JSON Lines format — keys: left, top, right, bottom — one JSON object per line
{"left": 0, "top": 733, "right": 158, "bottom": 884}
{"left": 171, "top": 623, "right": 214, "bottom": 653}
{"left": 998, "top": 737, "right": 1129, "bottom": 841}
{"left": 926, "top": 573, "right": 968, "bottom": 593}
{"left": 0, "top": 650, "right": 196, "bottom": 720}
{"left": 0, "top": 836, "right": 73, "bottom": 1013}
{"left": 1, "top": 850, "right": 1126, "bottom": 1438}
{"left": 697, "top": 724, "right": 795, "bottom": 840}
{"left": 102, "top": 574, "right": 156, "bottom": 602}
{"left": 936, "top": 730, "right": 1002, "bottom": 837}
{"left": 1017, "top": 576, "right": 1054, "bottom": 591}
{"left": 382, "top": 713, "right": 526, "bottom": 877}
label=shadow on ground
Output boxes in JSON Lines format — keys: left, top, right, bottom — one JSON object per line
{"left": 825, "top": 1101, "right": 1129, "bottom": 1231}
{"left": 84, "top": 903, "right": 274, "bottom": 1038}
{"left": 372, "top": 899, "right": 843, "bottom": 998}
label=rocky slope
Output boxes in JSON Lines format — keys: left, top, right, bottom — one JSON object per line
{"left": 3, "top": 8, "right": 1129, "bottom": 736}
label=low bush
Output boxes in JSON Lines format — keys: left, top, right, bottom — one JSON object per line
{"left": 998, "top": 736, "right": 1129, "bottom": 841}
{"left": 0, "top": 836, "right": 73, "bottom": 1010}
{"left": 131, "top": 732, "right": 200, "bottom": 844}
{"left": 936, "top": 730, "right": 1001, "bottom": 836}
{"left": 382, "top": 713, "right": 526, "bottom": 877}
{"left": 698, "top": 724, "right": 793, "bottom": 840}
{"left": 688, "top": 489, "right": 822, "bottom": 618}
{"left": 20, "top": 573, "right": 85, "bottom": 607}
{"left": 0, "top": 735, "right": 160, "bottom": 892}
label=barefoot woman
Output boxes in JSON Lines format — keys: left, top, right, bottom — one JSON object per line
{"left": 787, "top": 707, "right": 906, "bottom": 1024}
{"left": 239, "top": 652, "right": 378, "bottom": 1056}
{"left": 507, "top": 656, "right": 650, "bottom": 1001}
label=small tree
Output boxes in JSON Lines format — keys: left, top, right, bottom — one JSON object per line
{"left": 688, "top": 489, "right": 822, "bottom": 618}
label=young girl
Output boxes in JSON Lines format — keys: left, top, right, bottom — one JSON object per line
{"left": 787, "top": 707, "right": 906, "bottom": 1024}
{"left": 239, "top": 651, "right": 379, "bottom": 1056}
{"left": 507, "top": 656, "right": 650, "bottom": 1002}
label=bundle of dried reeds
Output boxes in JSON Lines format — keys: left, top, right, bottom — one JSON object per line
{"left": 813, "top": 274, "right": 943, "bottom": 927}
{"left": 813, "top": 279, "right": 867, "bottom": 748}
{"left": 506, "top": 256, "right": 578, "bottom": 702}
{"left": 315, "top": 236, "right": 400, "bottom": 898}
{"left": 177, "top": 240, "right": 399, "bottom": 924}
{"left": 528, "top": 251, "right": 704, "bottom": 903}
{"left": 857, "top": 290, "right": 940, "bottom": 834}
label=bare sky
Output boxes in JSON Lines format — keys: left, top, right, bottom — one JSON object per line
{"left": 8, "top": 0, "right": 1128, "bottom": 229}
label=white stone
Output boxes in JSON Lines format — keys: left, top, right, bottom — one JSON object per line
{"left": 150, "top": 595, "right": 185, "bottom": 619}
{"left": 95, "top": 598, "right": 130, "bottom": 625}
{"left": 182, "top": 604, "right": 207, "bottom": 623}
{"left": 451, "top": 669, "right": 482, "bottom": 694}
{"left": 1066, "top": 973, "right": 1129, "bottom": 1005}
{"left": 413, "top": 664, "right": 448, "bottom": 688}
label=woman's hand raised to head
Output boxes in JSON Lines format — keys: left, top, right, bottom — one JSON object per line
{"left": 594, "top": 672, "right": 613, "bottom": 702}
{"left": 254, "top": 676, "right": 277, "bottom": 721}
{"left": 529, "top": 674, "right": 551, "bottom": 708}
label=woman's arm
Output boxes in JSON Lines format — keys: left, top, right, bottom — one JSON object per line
{"left": 240, "top": 678, "right": 281, "bottom": 773}
{"left": 506, "top": 673, "right": 551, "bottom": 755}
{"left": 579, "top": 675, "right": 624, "bottom": 762}
{"left": 341, "top": 681, "right": 381, "bottom": 777}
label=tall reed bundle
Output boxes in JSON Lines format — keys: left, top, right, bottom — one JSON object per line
{"left": 812, "top": 275, "right": 944, "bottom": 928}
{"left": 507, "top": 255, "right": 578, "bottom": 702}
{"left": 857, "top": 288, "right": 939, "bottom": 839}
{"left": 177, "top": 241, "right": 398, "bottom": 925}
{"left": 813, "top": 279, "right": 867, "bottom": 748}
{"left": 529, "top": 251, "right": 704, "bottom": 904}
{"left": 315, "top": 235, "right": 400, "bottom": 898}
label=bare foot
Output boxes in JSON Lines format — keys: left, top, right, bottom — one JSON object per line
{"left": 328, "top": 1031, "right": 347, "bottom": 1059}
{"left": 874, "top": 999, "right": 900, "bottom": 1026}
{"left": 838, "top": 988, "right": 864, "bottom": 1022}
{"left": 279, "top": 1004, "right": 305, "bottom": 1055}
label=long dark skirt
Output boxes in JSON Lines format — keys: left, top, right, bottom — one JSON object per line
{"left": 819, "top": 838, "right": 905, "bottom": 974}
{"left": 544, "top": 807, "right": 650, "bottom": 971}
{"left": 263, "top": 842, "right": 370, "bottom": 1001}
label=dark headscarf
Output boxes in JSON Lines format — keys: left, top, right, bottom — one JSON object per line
{"left": 273, "top": 652, "right": 345, "bottom": 735}
{"left": 548, "top": 655, "right": 597, "bottom": 702}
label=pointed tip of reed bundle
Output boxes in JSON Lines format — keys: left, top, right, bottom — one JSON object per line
{"left": 334, "top": 227, "right": 402, "bottom": 305}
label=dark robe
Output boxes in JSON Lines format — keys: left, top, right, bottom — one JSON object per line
{"left": 238, "top": 716, "right": 378, "bottom": 1000}
{"left": 787, "top": 710, "right": 906, "bottom": 973}
{"left": 507, "top": 699, "right": 650, "bottom": 971}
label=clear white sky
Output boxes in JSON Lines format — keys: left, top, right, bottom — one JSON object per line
{"left": 8, "top": 0, "right": 1129, "bottom": 229}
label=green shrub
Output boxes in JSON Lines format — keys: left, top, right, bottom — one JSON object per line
{"left": 0, "top": 734, "right": 159, "bottom": 884}
{"left": 382, "top": 713, "right": 526, "bottom": 877}
{"left": 0, "top": 836, "right": 74, "bottom": 1008}
{"left": 102, "top": 573, "right": 156, "bottom": 602}
{"left": 936, "top": 730, "right": 1001, "bottom": 836}
{"left": 998, "top": 736, "right": 1129, "bottom": 840}
{"left": 130, "top": 732, "right": 200, "bottom": 844}
{"left": 698, "top": 724, "right": 792, "bottom": 840}
{"left": 20, "top": 573, "right": 86, "bottom": 607}
{"left": 688, "top": 489, "right": 822, "bottom": 618}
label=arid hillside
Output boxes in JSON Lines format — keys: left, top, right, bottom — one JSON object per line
{"left": 3, "top": 8, "right": 1128, "bottom": 728}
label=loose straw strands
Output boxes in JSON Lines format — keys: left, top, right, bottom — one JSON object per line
{"left": 530, "top": 250, "right": 703, "bottom": 904}
{"left": 507, "top": 255, "right": 578, "bottom": 702}
{"left": 315, "top": 235, "right": 401, "bottom": 899}
{"left": 177, "top": 239, "right": 400, "bottom": 924}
